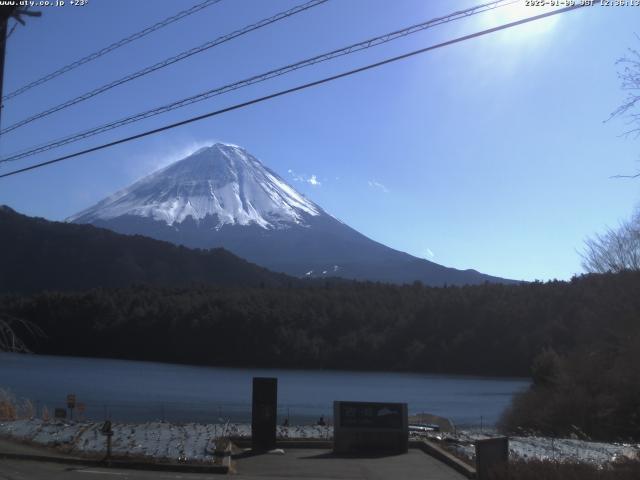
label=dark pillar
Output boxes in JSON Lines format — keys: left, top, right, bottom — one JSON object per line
{"left": 251, "top": 377, "right": 277, "bottom": 451}
{"left": 0, "top": 14, "right": 8, "bottom": 132}
{"left": 476, "top": 437, "right": 509, "bottom": 480}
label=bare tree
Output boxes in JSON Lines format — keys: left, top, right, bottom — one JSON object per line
{"left": 587, "top": 45, "right": 640, "bottom": 270}
{"left": 581, "top": 212, "right": 640, "bottom": 273}
{"left": 610, "top": 45, "right": 640, "bottom": 143}
{"left": 0, "top": 316, "right": 42, "bottom": 352}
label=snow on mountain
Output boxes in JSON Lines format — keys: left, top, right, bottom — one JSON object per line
{"left": 69, "top": 142, "right": 516, "bottom": 286}
{"left": 68, "top": 143, "right": 321, "bottom": 229}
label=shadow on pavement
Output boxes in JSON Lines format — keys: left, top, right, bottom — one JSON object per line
{"left": 298, "top": 451, "right": 406, "bottom": 460}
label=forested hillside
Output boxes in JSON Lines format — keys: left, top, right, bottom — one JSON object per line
{"left": 3, "top": 271, "right": 639, "bottom": 378}
{"left": 0, "top": 206, "right": 296, "bottom": 292}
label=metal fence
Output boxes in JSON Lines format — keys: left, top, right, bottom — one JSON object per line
{"left": 26, "top": 398, "right": 334, "bottom": 426}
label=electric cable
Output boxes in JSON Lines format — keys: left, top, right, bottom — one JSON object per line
{"left": 2, "top": 0, "right": 224, "bottom": 102}
{"left": 0, "top": 3, "right": 587, "bottom": 180}
{"left": 0, "top": 0, "right": 518, "bottom": 161}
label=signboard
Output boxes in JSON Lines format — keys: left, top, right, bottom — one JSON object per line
{"left": 339, "top": 402, "right": 404, "bottom": 429}
{"left": 100, "top": 420, "right": 113, "bottom": 436}
{"left": 333, "top": 401, "right": 408, "bottom": 454}
{"left": 66, "top": 394, "right": 77, "bottom": 420}
{"left": 251, "top": 377, "right": 277, "bottom": 451}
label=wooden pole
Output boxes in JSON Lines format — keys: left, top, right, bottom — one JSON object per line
{"left": 0, "top": 15, "right": 8, "bottom": 133}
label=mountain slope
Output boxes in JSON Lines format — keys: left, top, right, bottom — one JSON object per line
{"left": 0, "top": 205, "right": 296, "bottom": 293}
{"left": 70, "top": 143, "right": 516, "bottom": 286}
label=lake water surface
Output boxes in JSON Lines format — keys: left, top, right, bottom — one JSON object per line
{"left": 0, "top": 353, "right": 529, "bottom": 427}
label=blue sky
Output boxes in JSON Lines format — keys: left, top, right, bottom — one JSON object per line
{"left": 1, "top": 0, "right": 639, "bottom": 281}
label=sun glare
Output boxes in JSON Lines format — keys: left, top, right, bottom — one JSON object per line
{"left": 479, "top": 1, "right": 561, "bottom": 40}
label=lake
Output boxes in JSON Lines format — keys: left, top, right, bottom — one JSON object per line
{"left": 0, "top": 353, "right": 529, "bottom": 427}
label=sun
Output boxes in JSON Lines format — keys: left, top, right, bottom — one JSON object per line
{"left": 478, "top": 1, "right": 561, "bottom": 40}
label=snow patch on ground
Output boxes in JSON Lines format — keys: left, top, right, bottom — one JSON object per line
{"left": 2, "top": 420, "right": 637, "bottom": 466}
{"left": 0, "top": 420, "right": 330, "bottom": 463}
{"left": 423, "top": 430, "right": 640, "bottom": 466}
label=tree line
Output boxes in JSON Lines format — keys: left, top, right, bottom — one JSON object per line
{"left": 0, "top": 270, "right": 637, "bottom": 376}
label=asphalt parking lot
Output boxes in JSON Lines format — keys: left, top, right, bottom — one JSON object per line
{"left": 231, "top": 448, "right": 468, "bottom": 480}
{"left": 0, "top": 438, "right": 468, "bottom": 480}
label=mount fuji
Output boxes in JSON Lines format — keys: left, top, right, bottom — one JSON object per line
{"left": 69, "top": 143, "right": 513, "bottom": 285}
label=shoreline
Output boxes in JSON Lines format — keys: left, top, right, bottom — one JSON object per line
{"left": 0, "top": 355, "right": 529, "bottom": 429}
{"left": 0, "top": 351, "right": 532, "bottom": 381}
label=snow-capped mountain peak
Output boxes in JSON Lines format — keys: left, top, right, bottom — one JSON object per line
{"left": 68, "top": 143, "right": 321, "bottom": 229}
{"left": 68, "top": 142, "right": 515, "bottom": 286}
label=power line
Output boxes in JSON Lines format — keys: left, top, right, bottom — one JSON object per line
{"left": 0, "top": 3, "right": 587, "bottom": 180}
{"left": 0, "top": 0, "right": 329, "bottom": 137}
{"left": 0, "top": 0, "right": 518, "bottom": 162}
{"left": 1, "top": 0, "right": 224, "bottom": 103}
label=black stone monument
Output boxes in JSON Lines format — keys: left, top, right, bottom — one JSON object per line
{"left": 251, "top": 377, "right": 277, "bottom": 451}
{"left": 333, "top": 401, "right": 408, "bottom": 454}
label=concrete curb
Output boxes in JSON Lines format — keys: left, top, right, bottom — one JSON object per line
{"left": 410, "top": 439, "right": 476, "bottom": 479}
{"left": 0, "top": 451, "right": 230, "bottom": 474}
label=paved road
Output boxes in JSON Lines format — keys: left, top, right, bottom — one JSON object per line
{"left": 0, "top": 451, "right": 467, "bottom": 480}
{"left": 0, "top": 450, "right": 468, "bottom": 480}
{"left": 0, "top": 438, "right": 467, "bottom": 480}
{"left": 0, "top": 438, "right": 83, "bottom": 459}
{"left": 0, "top": 440, "right": 215, "bottom": 479}
{"left": 232, "top": 448, "right": 468, "bottom": 480}
{"left": 0, "top": 459, "right": 213, "bottom": 480}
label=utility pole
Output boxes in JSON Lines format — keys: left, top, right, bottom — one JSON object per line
{"left": 0, "top": 6, "right": 41, "bottom": 134}
{"left": 0, "top": 7, "right": 16, "bottom": 133}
